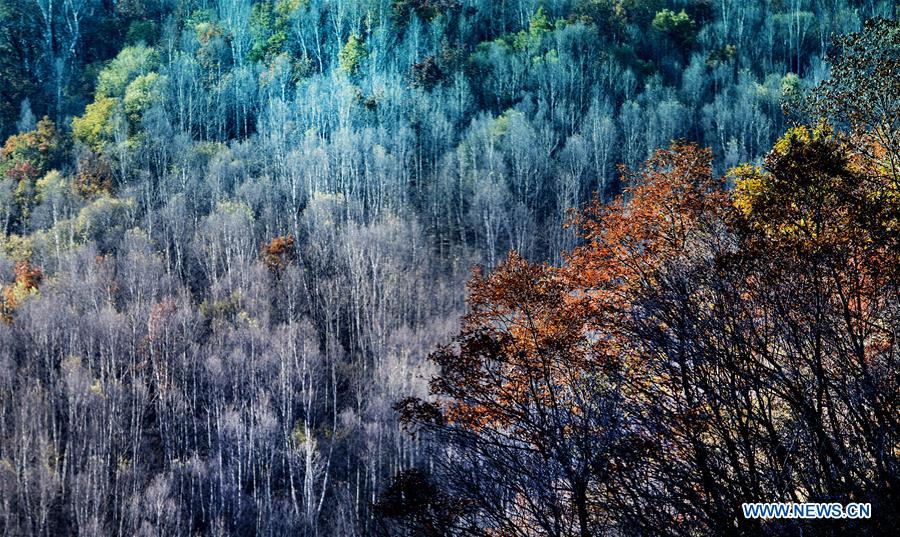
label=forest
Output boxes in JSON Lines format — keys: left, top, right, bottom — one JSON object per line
{"left": 0, "top": 0, "right": 897, "bottom": 535}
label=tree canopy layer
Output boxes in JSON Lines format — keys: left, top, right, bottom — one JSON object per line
{"left": 0, "top": 2, "right": 897, "bottom": 536}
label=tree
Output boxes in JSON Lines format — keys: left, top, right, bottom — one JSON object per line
{"left": 16, "top": 99, "right": 37, "bottom": 133}
{"left": 568, "top": 131, "right": 896, "bottom": 536}
{"left": 0, "top": 116, "right": 61, "bottom": 231}
{"left": 374, "top": 469, "right": 466, "bottom": 537}
{"left": 1, "top": 116, "right": 60, "bottom": 181}
{"left": 391, "top": 0, "right": 460, "bottom": 26}
{"left": 402, "top": 136, "right": 898, "bottom": 536}
{"left": 410, "top": 56, "right": 444, "bottom": 90}
{"left": 261, "top": 233, "right": 296, "bottom": 272}
{"left": 339, "top": 33, "right": 367, "bottom": 76}
{"left": 71, "top": 97, "right": 120, "bottom": 151}
{"left": 652, "top": 8, "right": 697, "bottom": 47}
{"left": 95, "top": 45, "right": 159, "bottom": 99}
{"left": 807, "top": 17, "right": 900, "bottom": 184}
{"left": 123, "top": 72, "right": 166, "bottom": 125}
{"left": 1, "top": 260, "right": 42, "bottom": 322}
{"left": 398, "top": 250, "right": 629, "bottom": 537}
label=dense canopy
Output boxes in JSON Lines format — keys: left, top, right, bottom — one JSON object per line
{"left": 0, "top": 1, "right": 897, "bottom": 536}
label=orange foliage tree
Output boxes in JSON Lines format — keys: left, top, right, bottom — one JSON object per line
{"left": 393, "top": 136, "right": 898, "bottom": 536}
{"left": 261, "top": 234, "right": 297, "bottom": 272}
{"left": 1, "top": 261, "right": 43, "bottom": 323}
{"left": 395, "top": 143, "right": 725, "bottom": 536}
{"left": 399, "top": 249, "right": 628, "bottom": 537}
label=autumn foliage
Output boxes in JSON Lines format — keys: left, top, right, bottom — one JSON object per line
{"left": 74, "top": 151, "right": 114, "bottom": 199}
{"left": 395, "top": 134, "right": 899, "bottom": 536}
{"left": 1, "top": 261, "right": 43, "bottom": 323}
{"left": 0, "top": 116, "right": 60, "bottom": 182}
{"left": 261, "top": 234, "right": 297, "bottom": 272}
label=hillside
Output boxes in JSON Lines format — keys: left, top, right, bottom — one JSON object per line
{"left": 0, "top": 1, "right": 897, "bottom": 536}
